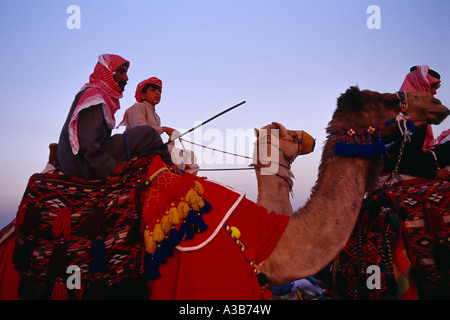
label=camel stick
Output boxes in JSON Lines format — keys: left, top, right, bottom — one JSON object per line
{"left": 144, "top": 101, "right": 246, "bottom": 155}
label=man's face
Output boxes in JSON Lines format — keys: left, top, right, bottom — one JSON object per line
{"left": 113, "top": 64, "right": 129, "bottom": 91}
{"left": 431, "top": 81, "right": 441, "bottom": 95}
{"left": 143, "top": 85, "right": 162, "bottom": 106}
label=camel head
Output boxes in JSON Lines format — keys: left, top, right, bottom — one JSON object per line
{"left": 328, "top": 86, "right": 449, "bottom": 144}
{"left": 254, "top": 122, "right": 315, "bottom": 165}
{"left": 401, "top": 91, "right": 449, "bottom": 128}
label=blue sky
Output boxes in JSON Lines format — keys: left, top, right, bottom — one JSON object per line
{"left": 0, "top": 0, "right": 449, "bottom": 227}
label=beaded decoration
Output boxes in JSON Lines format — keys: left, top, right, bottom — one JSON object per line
{"left": 333, "top": 91, "right": 416, "bottom": 158}
{"left": 224, "top": 224, "right": 273, "bottom": 300}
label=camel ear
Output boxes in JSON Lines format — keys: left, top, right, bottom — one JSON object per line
{"left": 271, "top": 122, "right": 288, "bottom": 135}
{"left": 254, "top": 128, "right": 259, "bottom": 137}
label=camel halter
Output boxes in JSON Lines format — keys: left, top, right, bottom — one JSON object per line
{"left": 332, "top": 91, "right": 416, "bottom": 159}
{"left": 253, "top": 133, "right": 304, "bottom": 197}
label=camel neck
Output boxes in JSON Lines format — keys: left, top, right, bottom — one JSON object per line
{"left": 255, "top": 165, "right": 294, "bottom": 216}
{"left": 261, "top": 143, "right": 378, "bottom": 284}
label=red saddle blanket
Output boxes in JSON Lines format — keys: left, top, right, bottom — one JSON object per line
{"left": 0, "top": 155, "right": 288, "bottom": 300}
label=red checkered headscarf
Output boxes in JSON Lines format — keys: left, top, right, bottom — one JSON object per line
{"left": 134, "top": 77, "right": 162, "bottom": 102}
{"left": 399, "top": 65, "right": 441, "bottom": 154}
{"left": 68, "top": 54, "right": 130, "bottom": 154}
{"left": 400, "top": 65, "right": 441, "bottom": 93}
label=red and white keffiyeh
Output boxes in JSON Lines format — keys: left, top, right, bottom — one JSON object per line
{"left": 116, "top": 77, "right": 163, "bottom": 128}
{"left": 69, "top": 54, "right": 129, "bottom": 154}
{"left": 399, "top": 65, "right": 441, "bottom": 154}
{"left": 134, "top": 77, "right": 162, "bottom": 103}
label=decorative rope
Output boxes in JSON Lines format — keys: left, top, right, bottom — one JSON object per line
{"left": 224, "top": 224, "right": 273, "bottom": 300}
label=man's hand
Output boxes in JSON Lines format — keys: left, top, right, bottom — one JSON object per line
{"left": 162, "top": 127, "right": 180, "bottom": 139}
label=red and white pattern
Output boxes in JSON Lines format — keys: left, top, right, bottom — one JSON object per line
{"left": 134, "top": 77, "right": 163, "bottom": 103}
{"left": 69, "top": 54, "right": 129, "bottom": 155}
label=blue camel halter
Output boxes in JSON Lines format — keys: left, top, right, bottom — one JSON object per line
{"left": 332, "top": 91, "right": 416, "bottom": 159}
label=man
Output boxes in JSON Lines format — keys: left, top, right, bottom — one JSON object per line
{"left": 383, "top": 65, "right": 449, "bottom": 180}
{"left": 57, "top": 54, "right": 174, "bottom": 180}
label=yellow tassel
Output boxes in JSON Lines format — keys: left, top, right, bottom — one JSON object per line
{"left": 169, "top": 205, "right": 180, "bottom": 225}
{"left": 160, "top": 211, "right": 172, "bottom": 234}
{"left": 185, "top": 189, "right": 204, "bottom": 211}
{"left": 197, "top": 195, "right": 205, "bottom": 209}
{"left": 144, "top": 227, "right": 156, "bottom": 254}
{"left": 184, "top": 189, "right": 197, "bottom": 206}
{"left": 153, "top": 222, "right": 165, "bottom": 242}
{"left": 194, "top": 181, "right": 204, "bottom": 195}
{"left": 177, "top": 198, "right": 190, "bottom": 219}
{"left": 230, "top": 226, "right": 241, "bottom": 239}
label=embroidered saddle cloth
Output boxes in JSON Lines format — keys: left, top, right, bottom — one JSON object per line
{"left": 0, "top": 155, "right": 289, "bottom": 300}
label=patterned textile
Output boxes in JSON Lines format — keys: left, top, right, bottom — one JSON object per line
{"left": 333, "top": 178, "right": 449, "bottom": 300}
{"left": 10, "top": 154, "right": 211, "bottom": 299}
{"left": 386, "top": 178, "right": 449, "bottom": 299}
{"left": 332, "top": 202, "right": 397, "bottom": 300}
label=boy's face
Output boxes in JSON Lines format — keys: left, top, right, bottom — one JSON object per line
{"left": 143, "top": 85, "right": 162, "bottom": 105}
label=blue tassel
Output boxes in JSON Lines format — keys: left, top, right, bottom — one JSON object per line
{"left": 344, "top": 140, "right": 352, "bottom": 156}
{"left": 368, "top": 137, "right": 376, "bottom": 157}
{"left": 375, "top": 130, "right": 386, "bottom": 155}
{"left": 89, "top": 236, "right": 106, "bottom": 273}
{"left": 199, "top": 199, "right": 212, "bottom": 214}
{"left": 376, "top": 138, "right": 386, "bottom": 155}
{"left": 178, "top": 220, "right": 187, "bottom": 239}
{"left": 161, "top": 238, "right": 174, "bottom": 258}
{"left": 334, "top": 137, "right": 344, "bottom": 155}
{"left": 144, "top": 254, "right": 161, "bottom": 280}
{"left": 361, "top": 144, "right": 369, "bottom": 157}
{"left": 153, "top": 243, "right": 166, "bottom": 265}
{"left": 406, "top": 121, "right": 416, "bottom": 133}
{"left": 360, "top": 136, "right": 369, "bottom": 157}
{"left": 179, "top": 220, "right": 194, "bottom": 240}
{"left": 352, "top": 140, "right": 362, "bottom": 157}
{"left": 168, "top": 227, "right": 181, "bottom": 247}
{"left": 193, "top": 214, "right": 208, "bottom": 233}
{"left": 185, "top": 224, "right": 194, "bottom": 240}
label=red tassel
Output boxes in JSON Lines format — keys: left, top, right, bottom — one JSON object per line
{"left": 52, "top": 208, "right": 72, "bottom": 241}
{"left": 88, "top": 274, "right": 106, "bottom": 299}
{"left": 18, "top": 206, "right": 41, "bottom": 238}
{"left": 49, "top": 239, "right": 69, "bottom": 278}
{"left": 51, "top": 277, "right": 69, "bottom": 300}
{"left": 18, "top": 272, "right": 38, "bottom": 299}
{"left": 423, "top": 202, "right": 446, "bottom": 237}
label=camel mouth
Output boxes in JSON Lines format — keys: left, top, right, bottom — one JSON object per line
{"left": 427, "top": 107, "right": 450, "bottom": 124}
{"left": 299, "top": 131, "right": 316, "bottom": 155}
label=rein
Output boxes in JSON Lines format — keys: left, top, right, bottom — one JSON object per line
{"left": 180, "top": 134, "right": 298, "bottom": 194}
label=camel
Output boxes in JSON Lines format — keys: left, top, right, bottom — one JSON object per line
{"left": 258, "top": 87, "right": 449, "bottom": 285}
{"left": 0, "top": 87, "right": 448, "bottom": 300}
{"left": 253, "top": 122, "right": 315, "bottom": 216}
